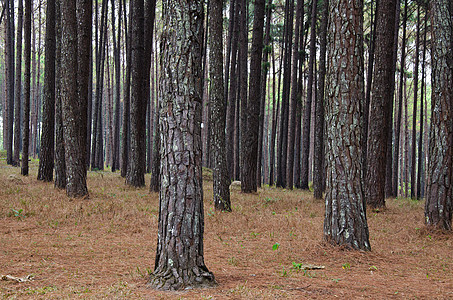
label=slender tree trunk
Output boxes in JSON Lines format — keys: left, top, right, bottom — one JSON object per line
{"left": 37, "top": 0, "right": 56, "bottom": 182}
{"left": 417, "top": 12, "right": 427, "bottom": 200}
{"left": 385, "top": 0, "right": 400, "bottom": 197}
{"left": 6, "top": 0, "right": 15, "bottom": 165}
{"left": 237, "top": 0, "right": 247, "bottom": 183}
{"left": 112, "top": 0, "right": 122, "bottom": 172}
{"left": 13, "top": 0, "right": 24, "bottom": 166}
{"left": 150, "top": 45, "right": 160, "bottom": 192}
{"left": 286, "top": 0, "right": 303, "bottom": 189}
{"left": 121, "top": 0, "right": 132, "bottom": 177}
{"left": 365, "top": 0, "right": 397, "bottom": 208}
{"left": 324, "top": 0, "right": 370, "bottom": 251}
{"left": 299, "top": 0, "right": 317, "bottom": 189}
{"left": 61, "top": 0, "right": 89, "bottom": 198}
{"left": 424, "top": 0, "right": 453, "bottom": 230}
{"left": 269, "top": 40, "right": 278, "bottom": 186}
{"left": 257, "top": 0, "right": 273, "bottom": 187}
{"left": 21, "top": 0, "right": 31, "bottom": 175}
{"left": 30, "top": 9, "right": 37, "bottom": 158}
{"left": 392, "top": 0, "right": 407, "bottom": 197}
{"left": 33, "top": 4, "right": 42, "bottom": 159}
{"left": 149, "top": 0, "right": 216, "bottom": 290}
{"left": 313, "top": 0, "right": 328, "bottom": 199}
{"left": 54, "top": 0, "right": 66, "bottom": 189}
{"left": 410, "top": 5, "right": 420, "bottom": 199}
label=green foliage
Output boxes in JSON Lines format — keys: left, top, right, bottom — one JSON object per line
{"left": 272, "top": 242, "right": 280, "bottom": 251}
{"left": 342, "top": 263, "right": 351, "bottom": 270}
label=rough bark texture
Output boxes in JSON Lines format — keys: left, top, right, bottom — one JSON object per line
{"left": 237, "top": 0, "right": 247, "bottom": 182}
{"left": 417, "top": 13, "right": 427, "bottom": 200}
{"left": 313, "top": 0, "right": 328, "bottom": 199}
{"left": 241, "top": 0, "right": 265, "bottom": 193}
{"left": 21, "top": 0, "right": 31, "bottom": 176}
{"left": 112, "top": 0, "right": 122, "bottom": 172}
{"left": 61, "top": 0, "right": 89, "bottom": 198}
{"left": 300, "top": 0, "right": 317, "bottom": 190}
{"left": 324, "top": 0, "right": 371, "bottom": 251}
{"left": 54, "top": 0, "right": 66, "bottom": 189}
{"left": 13, "top": 0, "right": 23, "bottom": 166}
{"left": 37, "top": 0, "right": 56, "bottom": 182}
{"left": 149, "top": 0, "right": 216, "bottom": 290}
{"left": 77, "top": 0, "right": 92, "bottom": 174}
{"left": 424, "top": 0, "right": 453, "bottom": 230}
{"left": 209, "top": 0, "right": 231, "bottom": 210}
{"left": 126, "top": 0, "right": 146, "bottom": 187}
{"left": 365, "top": 0, "right": 397, "bottom": 209}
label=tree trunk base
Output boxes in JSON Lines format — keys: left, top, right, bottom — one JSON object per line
{"left": 148, "top": 267, "right": 216, "bottom": 291}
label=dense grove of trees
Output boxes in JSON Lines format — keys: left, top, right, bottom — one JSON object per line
{"left": 0, "top": 0, "right": 451, "bottom": 290}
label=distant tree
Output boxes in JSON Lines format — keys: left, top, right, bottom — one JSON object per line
{"left": 149, "top": 0, "right": 216, "bottom": 290}
{"left": 324, "top": 0, "right": 371, "bottom": 250}
{"left": 13, "top": 0, "right": 23, "bottom": 166}
{"left": 21, "top": 0, "right": 32, "bottom": 176}
{"left": 37, "top": 0, "right": 56, "bottom": 182}
{"left": 209, "top": 0, "right": 231, "bottom": 210}
{"left": 424, "top": 0, "right": 453, "bottom": 230}
{"left": 60, "top": 0, "right": 89, "bottom": 198}
{"left": 365, "top": 0, "right": 397, "bottom": 208}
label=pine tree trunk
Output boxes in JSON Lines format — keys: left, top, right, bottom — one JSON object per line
{"left": 209, "top": 0, "right": 231, "bottom": 210}
{"left": 149, "top": 0, "right": 216, "bottom": 290}
{"left": 61, "top": 0, "right": 89, "bottom": 198}
{"left": 21, "top": 0, "right": 31, "bottom": 176}
{"left": 392, "top": 0, "right": 407, "bottom": 197}
{"left": 13, "top": 0, "right": 23, "bottom": 166}
{"left": 54, "top": 0, "right": 66, "bottom": 189}
{"left": 150, "top": 47, "right": 160, "bottom": 192}
{"left": 6, "top": 0, "right": 15, "bottom": 165}
{"left": 324, "top": 0, "right": 370, "bottom": 251}
{"left": 241, "top": 0, "right": 265, "bottom": 193}
{"left": 313, "top": 0, "right": 328, "bottom": 199}
{"left": 365, "top": 0, "right": 397, "bottom": 208}
{"left": 37, "top": 0, "right": 55, "bottom": 182}
{"left": 112, "top": 0, "right": 122, "bottom": 172}
{"left": 425, "top": 0, "right": 453, "bottom": 230}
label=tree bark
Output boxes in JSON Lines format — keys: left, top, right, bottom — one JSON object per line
{"left": 6, "top": 0, "right": 15, "bottom": 165}
{"left": 149, "top": 0, "right": 216, "bottom": 290}
{"left": 37, "top": 0, "right": 56, "bottom": 182}
{"left": 112, "top": 0, "right": 122, "bottom": 172}
{"left": 241, "top": 0, "right": 265, "bottom": 193}
{"left": 417, "top": 11, "right": 427, "bottom": 200}
{"left": 209, "top": 0, "right": 231, "bottom": 210}
{"left": 365, "top": 0, "right": 397, "bottom": 208}
{"left": 61, "top": 0, "right": 89, "bottom": 198}
{"left": 13, "top": 0, "right": 24, "bottom": 166}
{"left": 324, "top": 0, "right": 371, "bottom": 250}
{"left": 313, "top": 0, "right": 328, "bottom": 199}
{"left": 21, "top": 0, "right": 31, "bottom": 176}
{"left": 424, "top": 0, "right": 453, "bottom": 230}
{"left": 300, "top": 0, "right": 317, "bottom": 189}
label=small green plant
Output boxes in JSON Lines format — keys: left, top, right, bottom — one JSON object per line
{"left": 11, "top": 208, "right": 25, "bottom": 220}
{"left": 250, "top": 232, "right": 260, "bottom": 238}
{"left": 280, "top": 266, "right": 288, "bottom": 277}
{"left": 292, "top": 262, "right": 302, "bottom": 270}
{"left": 369, "top": 265, "right": 378, "bottom": 271}
{"left": 342, "top": 263, "right": 351, "bottom": 270}
{"left": 228, "top": 257, "right": 238, "bottom": 266}
{"left": 207, "top": 207, "right": 215, "bottom": 217}
{"left": 272, "top": 242, "right": 280, "bottom": 251}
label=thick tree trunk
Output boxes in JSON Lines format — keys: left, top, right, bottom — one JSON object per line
{"left": 21, "top": 0, "right": 31, "bottom": 176}
{"left": 149, "top": 0, "right": 216, "bottom": 290}
{"left": 13, "top": 0, "right": 24, "bottom": 166}
{"left": 241, "top": 0, "right": 265, "bottom": 193}
{"left": 209, "top": 0, "right": 231, "bottom": 210}
{"left": 365, "top": 0, "right": 397, "bottom": 208}
{"left": 37, "top": 0, "right": 56, "bottom": 182}
{"left": 324, "top": 0, "right": 370, "bottom": 251}
{"left": 313, "top": 0, "right": 328, "bottom": 199}
{"left": 424, "top": 0, "right": 453, "bottom": 230}
{"left": 61, "top": 0, "right": 89, "bottom": 198}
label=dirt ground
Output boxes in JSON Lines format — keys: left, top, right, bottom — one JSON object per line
{"left": 0, "top": 159, "right": 452, "bottom": 299}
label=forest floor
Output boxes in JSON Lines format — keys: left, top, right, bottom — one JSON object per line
{"left": 0, "top": 157, "right": 452, "bottom": 299}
